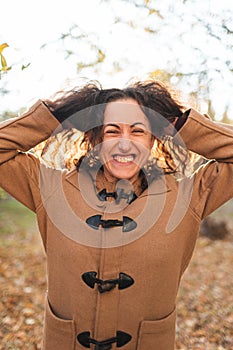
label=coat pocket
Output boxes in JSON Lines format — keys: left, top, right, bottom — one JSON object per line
{"left": 136, "top": 308, "right": 176, "bottom": 350}
{"left": 42, "top": 297, "right": 75, "bottom": 350}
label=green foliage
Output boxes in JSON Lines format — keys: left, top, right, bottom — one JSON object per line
{"left": 0, "top": 197, "right": 36, "bottom": 237}
{"left": 0, "top": 188, "right": 7, "bottom": 200}
{"left": 21, "top": 62, "right": 31, "bottom": 70}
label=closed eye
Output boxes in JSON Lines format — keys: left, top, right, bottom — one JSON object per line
{"left": 132, "top": 128, "right": 145, "bottom": 134}
{"left": 105, "top": 129, "right": 120, "bottom": 134}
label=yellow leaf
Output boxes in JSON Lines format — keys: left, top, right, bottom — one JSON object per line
{"left": 98, "top": 49, "right": 105, "bottom": 63}
{"left": 0, "top": 43, "right": 9, "bottom": 55}
{"left": 144, "top": 27, "right": 157, "bottom": 34}
{"left": 149, "top": 9, "right": 164, "bottom": 19}
{"left": 1, "top": 54, "right": 7, "bottom": 69}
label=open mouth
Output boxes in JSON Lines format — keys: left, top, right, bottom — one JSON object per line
{"left": 112, "top": 154, "right": 136, "bottom": 163}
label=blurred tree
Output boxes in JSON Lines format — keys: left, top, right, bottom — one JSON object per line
{"left": 41, "top": 24, "right": 106, "bottom": 73}
{"left": 1, "top": 0, "right": 233, "bottom": 120}
{"left": 49, "top": 0, "right": 233, "bottom": 119}
{"left": 0, "top": 110, "right": 17, "bottom": 122}
{"left": 114, "top": 0, "right": 233, "bottom": 118}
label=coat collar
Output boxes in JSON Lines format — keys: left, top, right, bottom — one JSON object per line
{"left": 64, "top": 167, "right": 171, "bottom": 197}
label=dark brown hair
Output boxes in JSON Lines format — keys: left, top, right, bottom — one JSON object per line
{"left": 47, "top": 79, "right": 184, "bottom": 138}
{"left": 46, "top": 79, "right": 191, "bottom": 176}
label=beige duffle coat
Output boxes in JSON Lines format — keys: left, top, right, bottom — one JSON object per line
{"left": 0, "top": 101, "right": 233, "bottom": 350}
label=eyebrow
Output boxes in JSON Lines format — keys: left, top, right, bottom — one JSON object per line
{"left": 104, "top": 122, "right": 146, "bottom": 128}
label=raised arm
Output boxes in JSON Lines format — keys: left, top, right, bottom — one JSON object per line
{"left": 179, "top": 108, "right": 233, "bottom": 162}
{"left": 176, "top": 108, "right": 233, "bottom": 218}
{"left": 0, "top": 101, "right": 60, "bottom": 211}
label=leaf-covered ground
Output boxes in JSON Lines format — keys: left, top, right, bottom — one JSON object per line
{"left": 0, "top": 199, "right": 233, "bottom": 350}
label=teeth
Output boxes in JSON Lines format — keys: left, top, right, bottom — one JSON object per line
{"left": 113, "top": 155, "right": 134, "bottom": 163}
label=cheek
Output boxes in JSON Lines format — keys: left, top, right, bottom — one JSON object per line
{"left": 99, "top": 141, "right": 111, "bottom": 162}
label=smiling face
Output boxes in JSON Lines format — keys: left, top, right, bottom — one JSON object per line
{"left": 99, "top": 99, "right": 155, "bottom": 183}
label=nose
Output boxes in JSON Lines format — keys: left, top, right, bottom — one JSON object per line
{"left": 118, "top": 137, "right": 132, "bottom": 153}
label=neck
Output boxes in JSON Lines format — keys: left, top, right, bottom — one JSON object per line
{"left": 102, "top": 165, "right": 140, "bottom": 185}
{"left": 96, "top": 167, "right": 147, "bottom": 198}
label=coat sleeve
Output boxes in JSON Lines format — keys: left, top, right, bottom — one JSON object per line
{"left": 0, "top": 100, "right": 60, "bottom": 212}
{"left": 177, "top": 108, "right": 233, "bottom": 219}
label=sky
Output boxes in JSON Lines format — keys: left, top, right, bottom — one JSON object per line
{"left": 1, "top": 0, "right": 233, "bottom": 118}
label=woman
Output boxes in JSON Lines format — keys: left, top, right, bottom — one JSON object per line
{"left": 0, "top": 80, "right": 232, "bottom": 350}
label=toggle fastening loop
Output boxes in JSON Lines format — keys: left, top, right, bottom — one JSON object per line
{"left": 97, "top": 188, "right": 137, "bottom": 204}
{"left": 77, "top": 330, "right": 132, "bottom": 348}
{"left": 82, "top": 271, "right": 134, "bottom": 293}
{"left": 86, "top": 215, "right": 137, "bottom": 232}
